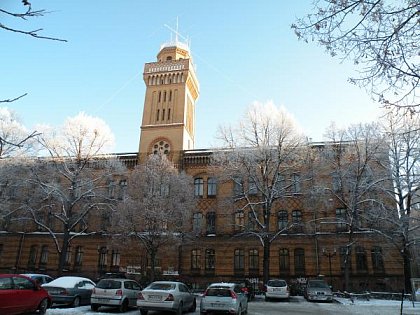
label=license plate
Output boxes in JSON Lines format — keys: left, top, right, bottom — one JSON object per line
{"left": 98, "top": 298, "right": 109, "bottom": 302}
{"left": 211, "top": 303, "right": 222, "bottom": 307}
{"left": 148, "top": 295, "right": 161, "bottom": 301}
{"left": 317, "top": 292, "right": 325, "bottom": 295}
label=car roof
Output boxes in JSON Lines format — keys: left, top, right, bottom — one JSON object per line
{"left": 43, "top": 276, "right": 94, "bottom": 287}
{"left": 98, "top": 278, "right": 131, "bottom": 281}
{"left": 208, "top": 282, "right": 237, "bottom": 288}
{"left": 21, "top": 273, "right": 52, "bottom": 277}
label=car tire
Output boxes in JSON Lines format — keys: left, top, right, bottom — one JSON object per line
{"left": 119, "top": 299, "right": 129, "bottom": 312}
{"left": 72, "top": 296, "right": 81, "bottom": 307}
{"left": 188, "top": 298, "right": 196, "bottom": 312}
{"left": 91, "top": 303, "right": 100, "bottom": 311}
{"left": 176, "top": 302, "right": 183, "bottom": 315}
{"left": 37, "top": 298, "right": 49, "bottom": 315}
{"left": 140, "top": 309, "right": 148, "bottom": 315}
{"left": 265, "top": 296, "right": 270, "bottom": 302}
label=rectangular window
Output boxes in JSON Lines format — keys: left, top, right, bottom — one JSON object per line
{"left": 274, "top": 173, "right": 286, "bottom": 196}
{"left": 294, "top": 248, "right": 305, "bottom": 275}
{"left": 65, "top": 246, "right": 72, "bottom": 267}
{"left": 28, "top": 245, "right": 38, "bottom": 269}
{"left": 233, "top": 177, "right": 243, "bottom": 196}
{"left": 339, "top": 246, "right": 352, "bottom": 274}
{"left": 371, "top": 246, "right": 384, "bottom": 273}
{"left": 247, "top": 211, "right": 257, "bottom": 231}
{"left": 249, "top": 249, "right": 259, "bottom": 271}
{"left": 206, "top": 212, "right": 216, "bottom": 235}
{"left": 292, "top": 210, "right": 303, "bottom": 233}
{"left": 39, "top": 245, "right": 48, "bottom": 266}
{"left": 291, "top": 174, "right": 301, "bottom": 194}
{"left": 205, "top": 249, "right": 215, "bottom": 270}
{"left": 235, "top": 211, "right": 245, "bottom": 232}
{"left": 118, "top": 180, "right": 127, "bottom": 200}
{"left": 356, "top": 246, "right": 368, "bottom": 272}
{"left": 332, "top": 172, "right": 342, "bottom": 192}
{"left": 234, "top": 249, "right": 244, "bottom": 271}
{"left": 74, "top": 246, "right": 83, "bottom": 268}
{"left": 98, "top": 247, "right": 107, "bottom": 270}
{"left": 248, "top": 177, "right": 258, "bottom": 195}
{"left": 336, "top": 208, "right": 347, "bottom": 231}
{"left": 191, "top": 249, "right": 201, "bottom": 270}
{"left": 111, "top": 250, "right": 120, "bottom": 267}
{"left": 156, "top": 109, "right": 160, "bottom": 121}
{"left": 108, "top": 180, "right": 116, "bottom": 199}
{"left": 279, "top": 248, "right": 290, "bottom": 274}
{"left": 193, "top": 212, "right": 203, "bottom": 235}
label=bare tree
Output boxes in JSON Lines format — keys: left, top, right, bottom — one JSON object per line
{"left": 0, "top": 0, "right": 66, "bottom": 42}
{"left": 212, "top": 101, "right": 308, "bottom": 284}
{"left": 0, "top": 112, "right": 125, "bottom": 275}
{"left": 292, "top": 0, "right": 419, "bottom": 112}
{"left": 315, "top": 122, "right": 390, "bottom": 291}
{"left": 0, "top": 107, "right": 38, "bottom": 158}
{"left": 377, "top": 111, "right": 420, "bottom": 291}
{"left": 113, "top": 154, "right": 195, "bottom": 282}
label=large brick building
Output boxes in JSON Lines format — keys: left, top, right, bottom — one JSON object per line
{"left": 0, "top": 39, "right": 405, "bottom": 293}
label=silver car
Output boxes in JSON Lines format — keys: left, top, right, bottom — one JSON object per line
{"left": 90, "top": 278, "right": 142, "bottom": 312}
{"left": 304, "top": 279, "right": 333, "bottom": 302}
{"left": 137, "top": 281, "right": 196, "bottom": 315}
{"left": 200, "top": 282, "right": 248, "bottom": 315}
{"left": 265, "top": 279, "right": 290, "bottom": 301}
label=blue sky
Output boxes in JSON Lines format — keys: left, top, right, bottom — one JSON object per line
{"left": 2, "top": 0, "right": 381, "bottom": 153}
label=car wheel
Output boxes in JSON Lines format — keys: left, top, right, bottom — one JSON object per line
{"left": 140, "top": 309, "right": 148, "bottom": 315}
{"left": 265, "top": 296, "right": 269, "bottom": 302}
{"left": 91, "top": 304, "right": 100, "bottom": 311}
{"left": 37, "top": 298, "right": 49, "bottom": 315}
{"left": 176, "top": 302, "right": 183, "bottom": 315}
{"left": 188, "top": 298, "right": 196, "bottom": 312}
{"left": 72, "top": 296, "right": 81, "bottom": 307}
{"left": 119, "top": 299, "right": 129, "bottom": 312}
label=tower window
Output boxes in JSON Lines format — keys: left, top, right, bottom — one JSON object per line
{"left": 156, "top": 110, "right": 160, "bottom": 121}
{"left": 158, "top": 91, "right": 161, "bottom": 102}
{"left": 164, "top": 91, "right": 167, "bottom": 102}
{"left": 168, "top": 108, "right": 171, "bottom": 120}
{"left": 162, "top": 109, "right": 165, "bottom": 121}
{"left": 166, "top": 56, "right": 172, "bottom": 61}
{"left": 169, "top": 90, "right": 172, "bottom": 101}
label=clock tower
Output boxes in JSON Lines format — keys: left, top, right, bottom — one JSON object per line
{"left": 138, "top": 39, "right": 200, "bottom": 164}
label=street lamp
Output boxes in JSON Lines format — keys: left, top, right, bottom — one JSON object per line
{"left": 323, "top": 248, "right": 336, "bottom": 288}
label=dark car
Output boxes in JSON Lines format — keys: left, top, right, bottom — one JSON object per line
{"left": 236, "top": 280, "right": 255, "bottom": 301}
{"left": 21, "top": 273, "right": 54, "bottom": 285}
{"left": 42, "top": 276, "right": 95, "bottom": 307}
{"left": 0, "top": 274, "right": 51, "bottom": 315}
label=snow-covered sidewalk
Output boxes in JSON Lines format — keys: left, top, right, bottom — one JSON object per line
{"left": 334, "top": 296, "right": 419, "bottom": 315}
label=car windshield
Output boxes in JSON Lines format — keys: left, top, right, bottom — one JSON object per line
{"left": 148, "top": 283, "right": 175, "bottom": 290}
{"left": 267, "top": 280, "right": 287, "bottom": 287}
{"left": 206, "top": 288, "right": 231, "bottom": 297}
{"left": 96, "top": 279, "right": 121, "bottom": 289}
{"left": 308, "top": 281, "right": 329, "bottom": 288}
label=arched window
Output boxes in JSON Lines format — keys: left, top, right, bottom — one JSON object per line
{"left": 278, "top": 210, "right": 288, "bottom": 231}
{"left": 39, "top": 245, "right": 49, "bottom": 267}
{"left": 234, "top": 211, "right": 244, "bottom": 232}
{"left": 371, "top": 246, "right": 384, "bottom": 273}
{"left": 292, "top": 210, "right": 303, "bottom": 232}
{"left": 194, "top": 178, "right": 204, "bottom": 197}
{"left": 207, "top": 177, "right": 217, "bottom": 197}
{"left": 98, "top": 247, "right": 107, "bottom": 271}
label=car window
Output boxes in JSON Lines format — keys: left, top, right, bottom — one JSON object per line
{"left": 124, "top": 281, "right": 133, "bottom": 290}
{"left": 0, "top": 277, "right": 13, "bottom": 290}
{"left": 13, "top": 277, "right": 34, "bottom": 290}
{"left": 308, "top": 281, "right": 329, "bottom": 288}
{"left": 132, "top": 282, "right": 141, "bottom": 290}
{"left": 148, "top": 283, "right": 175, "bottom": 290}
{"left": 179, "top": 284, "right": 187, "bottom": 292}
{"left": 98, "top": 279, "right": 121, "bottom": 289}
{"left": 206, "top": 288, "right": 231, "bottom": 297}
{"left": 267, "top": 280, "right": 287, "bottom": 287}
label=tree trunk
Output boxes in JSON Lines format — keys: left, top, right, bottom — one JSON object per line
{"left": 150, "top": 250, "right": 156, "bottom": 282}
{"left": 57, "top": 229, "right": 70, "bottom": 276}
{"left": 402, "top": 247, "right": 412, "bottom": 293}
{"left": 263, "top": 236, "right": 270, "bottom": 285}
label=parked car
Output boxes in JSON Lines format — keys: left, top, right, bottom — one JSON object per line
{"left": 200, "top": 282, "right": 248, "bottom": 315}
{"left": 137, "top": 281, "right": 196, "bottom": 315}
{"left": 91, "top": 278, "right": 142, "bottom": 312}
{"left": 42, "top": 276, "right": 95, "bottom": 307}
{"left": 304, "top": 279, "right": 333, "bottom": 302}
{"left": 0, "top": 274, "right": 51, "bottom": 315}
{"left": 21, "top": 273, "right": 54, "bottom": 285}
{"left": 264, "top": 279, "right": 290, "bottom": 301}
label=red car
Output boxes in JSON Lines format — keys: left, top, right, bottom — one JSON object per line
{"left": 0, "top": 274, "right": 51, "bottom": 315}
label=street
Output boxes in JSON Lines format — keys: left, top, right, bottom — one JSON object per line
{"left": 46, "top": 295, "right": 419, "bottom": 315}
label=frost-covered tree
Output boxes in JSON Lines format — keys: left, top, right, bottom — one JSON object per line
{"left": 314, "top": 122, "right": 390, "bottom": 291}
{"left": 212, "top": 101, "right": 308, "bottom": 284}
{"left": 0, "top": 107, "right": 38, "bottom": 158}
{"left": 292, "top": 0, "right": 419, "bottom": 112}
{"left": 113, "top": 154, "right": 195, "bottom": 282}
{"left": 0, "top": 112, "right": 125, "bottom": 274}
{"left": 378, "top": 111, "right": 420, "bottom": 291}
